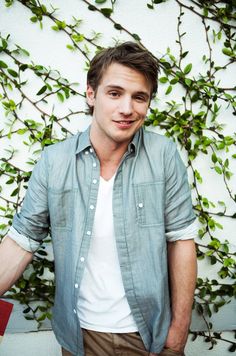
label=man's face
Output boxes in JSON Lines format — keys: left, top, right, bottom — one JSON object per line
{"left": 87, "top": 62, "right": 151, "bottom": 148}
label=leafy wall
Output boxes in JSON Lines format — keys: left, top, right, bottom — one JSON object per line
{"left": 0, "top": 0, "right": 235, "bottom": 352}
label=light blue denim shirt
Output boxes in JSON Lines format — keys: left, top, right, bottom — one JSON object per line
{"left": 12, "top": 126, "right": 196, "bottom": 354}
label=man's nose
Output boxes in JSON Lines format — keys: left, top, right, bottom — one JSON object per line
{"left": 119, "top": 97, "right": 133, "bottom": 116}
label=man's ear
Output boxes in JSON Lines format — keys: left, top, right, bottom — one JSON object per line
{"left": 86, "top": 85, "right": 95, "bottom": 107}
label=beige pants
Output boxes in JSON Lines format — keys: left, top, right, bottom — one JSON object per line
{"left": 61, "top": 329, "right": 185, "bottom": 356}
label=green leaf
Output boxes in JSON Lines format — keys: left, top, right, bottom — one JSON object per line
{"left": 57, "top": 92, "right": 64, "bottom": 102}
{"left": 88, "top": 5, "right": 97, "bottom": 11}
{"left": 222, "top": 48, "right": 233, "bottom": 57}
{"left": 181, "top": 51, "right": 189, "bottom": 59}
{"left": 159, "top": 77, "right": 168, "bottom": 84}
{"left": 11, "top": 187, "right": 19, "bottom": 197}
{"left": 170, "top": 77, "right": 178, "bottom": 85}
{"left": 37, "top": 314, "right": 46, "bottom": 322}
{"left": 25, "top": 316, "right": 34, "bottom": 320}
{"left": 71, "top": 34, "right": 84, "bottom": 42}
{"left": 36, "top": 85, "right": 47, "bottom": 95}
{"left": 214, "top": 166, "right": 222, "bottom": 174}
{"left": 30, "top": 16, "right": 38, "bottom": 23}
{"left": 55, "top": 20, "right": 66, "bottom": 30}
{"left": 2, "top": 38, "right": 8, "bottom": 49}
{"left": 0, "top": 60, "right": 8, "bottom": 68}
{"left": 41, "top": 4, "right": 47, "bottom": 13}
{"left": 51, "top": 25, "right": 59, "bottom": 31}
{"left": 6, "top": 177, "right": 14, "bottom": 184}
{"left": 184, "top": 78, "right": 192, "bottom": 87}
{"left": 114, "top": 23, "right": 122, "bottom": 30}
{"left": 37, "top": 249, "right": 47, "bottom": 256}
{"left": 66, "top": 44, "right": 75, "bottom": 51}
{"left": 228, "top": 344, "right": 236, "bottom": 352}
{"left": 132, "top": 33, "right": 141, "bottom": 41}
{"left": 165, "top": 85, "right": 172, "bottom": 95}
{"left": 101, "top": 8, "right": 113, "bottom": 17}
{"left": 183, "top": 63, "right": 192, "bottom": 75}
{"left": 19, "top": 64, "right": 28, "bottom": 71}
{"left": 17, "top": 128, "right": 28, "bottom": 135}
{"left": 95, "top": 0, "right": 107, "bottom": 3}
{"left": 23, "top": 307, "right": 31, "bottom": 314}
{"left": 211, "top": 153, "right": 217, "bottom": 163}
{"left": 7, "top": 69, "right": 18, "bottom": 77}
{"left": 18, "top": 47, "right": 30, "bottom": 57}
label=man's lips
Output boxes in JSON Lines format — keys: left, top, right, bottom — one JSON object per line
{"left": 113, "top": 120, "right": 136, "bottom": 124}
{"left": 113, "top": 120, "right": 135, "bottom": 128}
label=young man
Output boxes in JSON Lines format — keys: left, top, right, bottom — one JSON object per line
{"left": 0, "top": 42, "right": 197, "bottom": 356}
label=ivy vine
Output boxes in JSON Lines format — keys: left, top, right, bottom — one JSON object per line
{"left": 0, "top": 0, "right": 235, "bottom": 352}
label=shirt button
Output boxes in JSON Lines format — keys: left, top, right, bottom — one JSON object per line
{"left": 93, "top": 162, "right": 97, "bottom": 167}
{"left": 138, "top": 203, "right": 144, "bottom": 208}
{"left": 85, "top": 151, "right": 89, "bottom": 155}
{"left": 89, "top": 148, "right": 94, "bottom": 153}
{"left": 73, "top": 309, "right": 77, "bottom": 314}
{"left": 80, "top": 257, "right": 85, "bottom": 262}
{"left": 75, "top": 283, "right": 79, "bottom": 289}
{"left": 90, "top": 204, "right": 95, "bottom": 210}
{"left": 93, "top": 179, "right": 97, "bottom": 184}
{"left": 87, "top": 230, "right": 91, "bottom": 235}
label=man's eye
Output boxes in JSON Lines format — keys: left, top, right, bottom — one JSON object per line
{"left": 135, "top": 96, "right": 146, "bottom": 102}
{"left": 109, "top": 91, "right": 120, "bottom": 97}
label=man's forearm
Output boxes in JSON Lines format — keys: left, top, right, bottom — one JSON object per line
{"left": 0, "top": 236, "right": 33, "bottom": 296}
{"left": 166, "top": 239, "right": 197, "bottom": 352}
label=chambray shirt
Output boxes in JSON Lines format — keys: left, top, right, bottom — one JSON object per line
{"left": 12, "top": 126, "right": 196, "bottom": 354}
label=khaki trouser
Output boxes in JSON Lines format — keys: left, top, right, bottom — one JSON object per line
{"left": 61, "top": 329, "right": 185, "bottom": 356}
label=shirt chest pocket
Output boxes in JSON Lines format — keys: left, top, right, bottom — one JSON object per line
{"left": 133, "top": 181, "right": 164, "bottom": 227}
{"left": 48, "top": 189, "right": 75, "bottom": 230}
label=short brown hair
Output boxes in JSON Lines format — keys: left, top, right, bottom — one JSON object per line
{"left": 87, "top": 41, "right": 159, "bottom": 115}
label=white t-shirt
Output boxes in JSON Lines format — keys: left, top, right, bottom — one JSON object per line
{"left": 77, "top": 175, "right": 138, "bottom": 333}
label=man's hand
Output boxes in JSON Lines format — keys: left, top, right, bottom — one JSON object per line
{"left": 164, "top": 322, "right": 188, "bottom": 352}
{"left": 149, "top": 353, "right": 158, "bottom": 356}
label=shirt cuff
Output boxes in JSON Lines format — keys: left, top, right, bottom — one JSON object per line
{"left": 7, "top": 226, "right": 41, "bottom": 252}
{"left": 165, "top": 219, "right": 198, "bottom": 242}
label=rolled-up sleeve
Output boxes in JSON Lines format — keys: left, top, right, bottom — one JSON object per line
{"left": 7, "top": 226, "right": 41, "bottom": 252}
{"left": 165, "top": 219, "right": 198, "bottom": 242}
{"left": 12, "top": 149, "right": 50, "bottom": 250}
{"left": 165, "top": 143, "right": 196, "bottom": 232}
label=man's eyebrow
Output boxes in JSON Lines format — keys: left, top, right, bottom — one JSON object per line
{"left": 105, "top": 85, "right": 124, "bottom": 91}
{"left": 105, "top": 85, "right": 150, "bottom": 99}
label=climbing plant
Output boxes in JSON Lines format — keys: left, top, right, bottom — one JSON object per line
{"left": 0, "top": 0, "right": 235, "bottom": 352}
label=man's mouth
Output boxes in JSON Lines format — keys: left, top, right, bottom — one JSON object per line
{"left": 113, "top": 120, "right": 135, "bottom": 128}
{"left": 116, "top": 121, "right": 134, "bottom": 124}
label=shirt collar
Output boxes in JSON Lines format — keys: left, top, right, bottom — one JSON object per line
{"left": 75, "top": 125, "right": 142, "bottom": 155}
{"left": 128, "top": 128, "right": 140, "bottom": 154}
{"left": 75, "top": 126, "right": 92, "bottom": 154}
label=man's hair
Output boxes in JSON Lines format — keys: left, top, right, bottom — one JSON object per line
{"left": 87, "top": 41, "right": 159, "bottom": 115}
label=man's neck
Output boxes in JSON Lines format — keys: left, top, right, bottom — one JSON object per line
{"left": 90, "top": 135, "right": 130, "bottom": 181}
{"left": 95, "top": 144, "right": 129, "bottom": 181}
